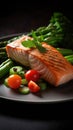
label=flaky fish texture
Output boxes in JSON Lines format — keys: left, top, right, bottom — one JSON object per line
{"left": 6, "top": 35, "right": 73, "bottom": 86}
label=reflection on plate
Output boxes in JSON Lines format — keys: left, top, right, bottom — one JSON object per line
{"left": 0, "top": 34, "right": 73, "bottom": 103}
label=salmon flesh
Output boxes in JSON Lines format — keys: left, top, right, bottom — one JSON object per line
{"left": 6, "top": 35, "right": 73, "bottom": 86}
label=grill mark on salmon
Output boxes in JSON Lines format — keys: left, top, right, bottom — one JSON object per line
{"left": 6, "top": 35, "right": 73, "bottom": 86}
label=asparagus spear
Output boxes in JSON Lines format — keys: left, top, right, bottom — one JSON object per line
{"left": 57, "top": 48, "right": 73, "bottom": 56}
{"left": 0, "top": 52, "right": 7, "bottom": 58}
{"left": 65, "top": 55, "right": 73, "bottom": 64}
{"left": 0, "top": 47, "right": 6, "bottom": 52}
{"left": 0, "top": 41, "right": 8, "bottom": 47}
{"left": 0, "top": 59, "right": 14, "bottom": 78}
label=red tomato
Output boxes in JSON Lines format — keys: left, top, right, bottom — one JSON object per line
{"left": 25, "top": 70, "right": 40, "bottom": 82}
{"left": 28, "top": 80, "right": 40, "bottom": 93}
{"left": 7, "top": 74, "right": 22, "bottom": 89}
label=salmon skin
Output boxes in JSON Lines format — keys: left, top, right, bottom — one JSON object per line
{"left": 6, "top": 35, "right": 73, "bottom": 86}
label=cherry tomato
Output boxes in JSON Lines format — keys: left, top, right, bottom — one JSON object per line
{"left": 25, "top": 70, "right": 40, "bottom": 82}
{"left": 28, "top": 80, "right": 40, "bottom": 93}
{"left": 7, "top": 74, "right": 22, "bottom": 89}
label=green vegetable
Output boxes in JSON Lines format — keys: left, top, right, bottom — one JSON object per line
{"left": 18, "top": 71, "right": 25, "bottom": 78}
{"left": 0, "top": 52, "right": 7, "bottom": 58}
{"left": 38, "top": 82, "right": 47, "bottom": 91}
{"left": 28, "top": 26, "right": 48, "bottom": 36}
{"left": 4, "top": 78, "right": 9, "bottom": 87}
{"left": 0, "top": 59, "right": 14, "bottom": 78}
{"left": 57, "top": 48, "right": 73, "bottom": 56}
{"left": 65, "top": 55, "right": 73, "bottom": 64}
{"left": 0, "top": 57, "right": 8, "bottom": 64}
{"left": 49, "top": 12, "right": 73, "bottom": 49}
{"left": 21, "top": 79, "right": 28, "bottom": 85}
{"left": 18, "top": 86, "right": 30, "bottom": 94}
{"left": 29, "top": 12, "right": 73, "bottom": 49}
{"left": 9, "top": 66, "right": 23, "bottom": 75}
{"left": 0, "top": 59, "right": 11, "bottom": 68}
{"left": 0, "top": 41, "right": 8, "bottom": 47}
{"left": 0, "top": 47, "right": 6, "bottom": 52}
{"left": 0, "top": 49, "right": 8, "bottom": 64}
{"left": 0, "top": 36, "right": 21, "bottom": 48}
{"left": 0, "top": 35, "right": 22, "bottom": 62}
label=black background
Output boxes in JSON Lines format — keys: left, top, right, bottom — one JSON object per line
{"left": 0, "top": 1, "right": 73, "bottom": 36}
{"left": 0, "top": 1, "right": 73, "bottom": 129}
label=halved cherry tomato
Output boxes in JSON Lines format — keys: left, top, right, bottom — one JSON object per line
{"left": 7, "top": 74, "right": 22, "bottom": 89}
{"left": 25, "top": 69, "right": 40, "bottom": 82}
{"left": 28, "top": 80, "right": 40, "bottom": 93}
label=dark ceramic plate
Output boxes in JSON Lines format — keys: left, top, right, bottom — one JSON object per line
{"left": 0, "top": 34, "right": 73, "bottom": 103}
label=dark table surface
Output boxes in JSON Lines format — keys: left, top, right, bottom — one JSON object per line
{"left": 0, "top": 1, "right": 73, "bottom": 129}
{"left": 0, "top": 98, "right": 73, "bottom": 130}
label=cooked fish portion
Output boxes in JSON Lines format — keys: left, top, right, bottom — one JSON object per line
{"left": 6, "top": 35, "right": 32, "bottom": 66}
{"left": 6, "top": 35, "right": 73, "bottom": 86}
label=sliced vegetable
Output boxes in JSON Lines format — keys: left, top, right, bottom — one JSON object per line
{"left": 7, "top": 74, "right": 22, "bottom": 89}
{"left": 4, "top": 78, "right": 9, "bottom": 87}
{"left": 25, "top": 69, "right": 40, "bottom": 82}
{"left": 28, "top": 80, "right": 40, "bottom": 93}
{"left": 18, "top": 86, "right": 30, "bottom": 94}
{"left": 18, "top": 71, "right": 25, "bottom": 78}
{"left": 38, "top": 82, "right": 47, "bottom": 90}
{"left": 9, "top": 66, "right": 23, "bottom": 75}
{"left": 21, "top": 79, "right": 28, "bottom": 85}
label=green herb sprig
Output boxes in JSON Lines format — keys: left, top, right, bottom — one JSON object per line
{"left": 22, "top": 31, "right": 46, "bottom": 53}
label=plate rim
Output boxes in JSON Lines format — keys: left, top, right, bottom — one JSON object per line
{"left": 0, "top": 33, "right": 23, "bottom": 40}
{"left": 0, "top": 93, "right": 73, "bottom": 104}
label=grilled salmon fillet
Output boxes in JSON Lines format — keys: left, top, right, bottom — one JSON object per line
{"left": 6, "top": 35, "right": 73, "bottom": 86}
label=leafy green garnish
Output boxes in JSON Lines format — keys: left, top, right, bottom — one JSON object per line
{"left": 22, "top": 40, "right": 36, "bottom": 48}
{"left": 22, "top": 31, "right": 47, "bottom": 53}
